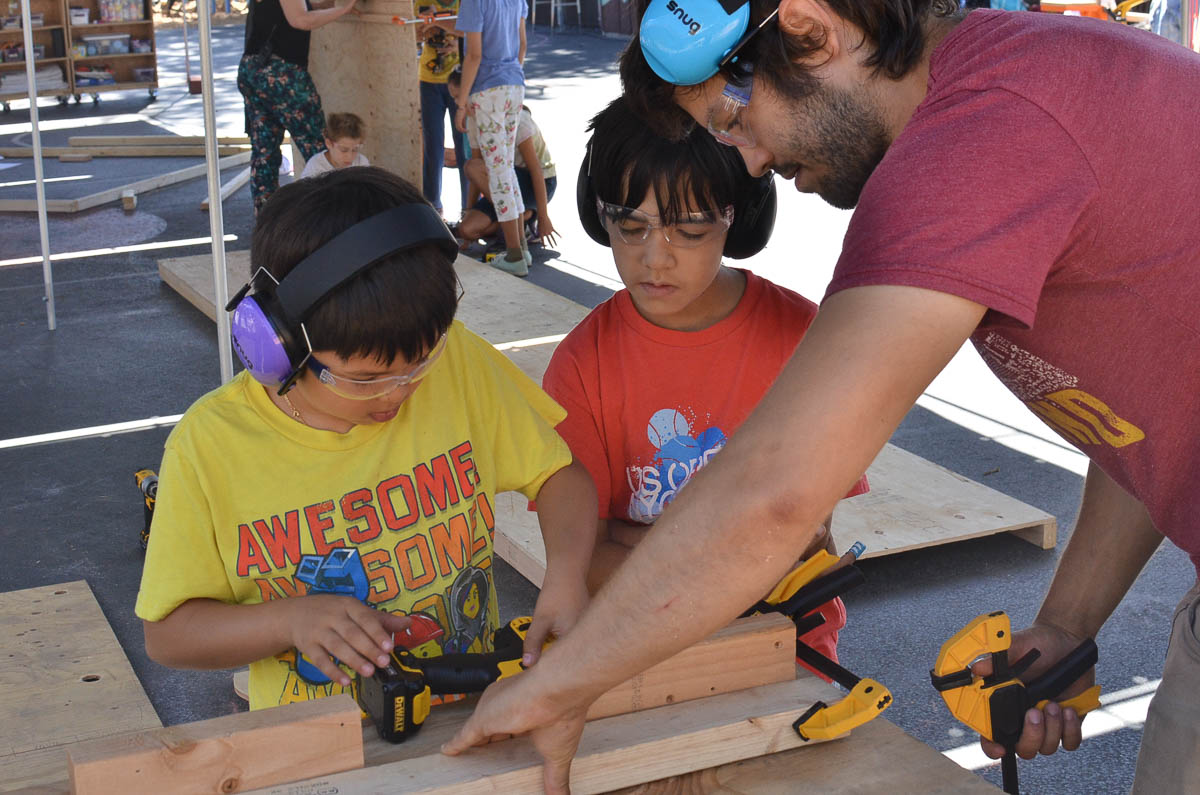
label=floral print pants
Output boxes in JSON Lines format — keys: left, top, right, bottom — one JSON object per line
{"left": 237, "top": 53, "right": 326, "bottom": 212}
{"left": 469, "top": 84, "right": 525, "bottom": 223}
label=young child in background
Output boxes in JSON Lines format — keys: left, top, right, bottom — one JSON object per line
{"left": 137, "top": 167, "right": 595, "bottom": 710}
{"left": 542, "top": 97, "right": 869, "bottom": 673}
{"left": 450, "top": 70, "right": 558, "bottom": 254}
{"left": 453, "top": 0, "right": 530, "bottom": 276}
{"left": 300, "top": 112, "right": 369, "bottom": 178}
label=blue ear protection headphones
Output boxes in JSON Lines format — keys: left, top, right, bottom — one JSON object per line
{"left": 225, "top": 204, "right": 458, "bottom": 394}
{"left": 640, "top": 0, "right": 778, "bottom": 85}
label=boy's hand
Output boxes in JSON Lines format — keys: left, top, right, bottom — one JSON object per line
{"left": 285, "top": 595, "right": 411, "bottom": 687}
{"left": 524, "top": 574, "right": 589, "bottom": 667}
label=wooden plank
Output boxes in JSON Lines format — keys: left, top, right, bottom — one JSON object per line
{"left": 252, "top": 677, "right": 842, "bottom": 795}
{"left": 67, "top": 696, "right": 364, "bottom": 795}
{"left": 58, "top": 152, "right": 93, "bottom": 163}
{"left": 0, "top": 146, "right": 249, "bottom": 158}
{"left": 73, "top": 151, "right": 252, "bottom": 213}
{"left": 68, "top": 135, "right": 281, "bottom": 147}
{"left": 0, "top": 581, "right": 161, "bottom": 792}
{"left": 201, "top": 166, "right": 252, "bottom": 210}
{"left": 0, "top": 197, "right": 79, "bottom": 213}
{"left": 611, "top": 716, "right": 1000, "bottom": 794}
{"left": 587, "top": 613, "right": 795, "bottom": 721}
{"left": 308, "top": 0, "right": 422, "bottom": 187}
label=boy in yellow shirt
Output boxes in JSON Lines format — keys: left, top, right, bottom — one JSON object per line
{"left": 136, "top": 166, "right": 595, "bottom": 710}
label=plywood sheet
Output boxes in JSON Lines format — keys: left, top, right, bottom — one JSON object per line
{"left": 308, "top": 0, "right": 422, "bottom": 187}
{"left": 249, "top": 677, "right": 845, "bottom": 795}
{"left": 0, "top": 581, "right": 162, "bottom": 792}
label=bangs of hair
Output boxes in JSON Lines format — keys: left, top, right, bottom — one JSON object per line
{"left": 588, "top": 96, "right": 750, "bottom": 226}
{"left": 251, "top": 167, "right": 459, "bottom": 367}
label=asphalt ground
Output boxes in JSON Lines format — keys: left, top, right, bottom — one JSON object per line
{"left": 1, "top": 19, "right": 1195, "bottom": 794}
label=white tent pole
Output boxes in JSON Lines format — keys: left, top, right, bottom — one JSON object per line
{"left": 20, "top": 0, "right": 56, "bottom": 331}
{"left": 195, "top": 3, "right": 233, "bottom": 383}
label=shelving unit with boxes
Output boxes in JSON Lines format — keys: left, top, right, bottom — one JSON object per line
{"left": 0, "top": 0, "right": 155, "bottom": 111}
{"left": 0, "top": 0, "right": 72, "bottom": 109}
{"left": 65, "top": 0, "right": 157, "bottom": 101}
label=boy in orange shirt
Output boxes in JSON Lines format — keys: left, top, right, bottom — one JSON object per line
{"left": 543, "top": 97, "right": 868, "bottom": 670}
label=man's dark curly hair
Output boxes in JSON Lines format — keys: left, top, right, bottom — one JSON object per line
{"left": 619, "top": 0, "right": 959, "bottom": 139}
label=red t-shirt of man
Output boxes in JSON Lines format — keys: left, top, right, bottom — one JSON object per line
{"left": 544, "top": 271, "right": 869, "bottom": 667}
{"left": 827, "top": 11, "right": 1200, "bottom": 572}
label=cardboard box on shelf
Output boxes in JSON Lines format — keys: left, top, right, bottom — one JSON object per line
{"left": 69, "top": 6, "right": 90, "bottom": 24}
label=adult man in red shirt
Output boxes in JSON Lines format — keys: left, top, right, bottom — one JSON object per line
{"left": 443, "top": 4, "right": 1200, "bottom": 792}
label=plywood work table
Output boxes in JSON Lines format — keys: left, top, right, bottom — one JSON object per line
{"left": 0, "top": 581, "right": 161, "bottom": 792}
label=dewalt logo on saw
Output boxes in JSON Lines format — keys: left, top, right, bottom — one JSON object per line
{"left": 666, "top": 0, "right": 701, "bottom": 35}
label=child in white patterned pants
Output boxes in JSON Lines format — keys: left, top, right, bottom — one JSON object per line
{"left": 454, "top": 0, "right": 530, "bottom": 276}
{"left": 469, "top": 85, "right": 526, "bottom": 248}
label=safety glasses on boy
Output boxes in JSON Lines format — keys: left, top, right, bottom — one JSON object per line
{"left": 306, "top": 332, "right": 448, "bottom": 400}
{"left": 596, "top": 199, "right": 733, "bottom": 248}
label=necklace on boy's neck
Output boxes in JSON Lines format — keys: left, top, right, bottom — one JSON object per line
{"left": 282, "top": 390, "right": 306, "bottom": 425}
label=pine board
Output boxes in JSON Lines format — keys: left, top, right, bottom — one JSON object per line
{"left": 66, "top": 696, "right": 363, "bottom": 795}
{"left": 247, "top": 677, "right": 845, "bottom": 795}
{"left": 0, "top": 581, "right": 162, "bottom": 792}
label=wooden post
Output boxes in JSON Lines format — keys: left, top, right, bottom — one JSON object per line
{"left": 307, "top": 0, "right": 423, "bottom": 188}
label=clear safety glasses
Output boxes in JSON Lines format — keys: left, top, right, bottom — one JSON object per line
{"left": 306, "top": 332, "right": 447, "bottom": 400}
{"left": 707, "top": 68, "right": 755, "bottom": 149}
{"left": 596, "top": 199, "right": 734, "bottom": 248}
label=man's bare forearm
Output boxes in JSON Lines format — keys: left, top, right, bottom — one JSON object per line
{"left": 1037, "top": 462, "right": 1163, "bottom": 639}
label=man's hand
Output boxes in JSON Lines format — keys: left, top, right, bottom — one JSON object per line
{"left": 972, "top": 622, "right": 1094, "bottom": 760}
{"left": 284, "top": 595, "right": 411, "bottom": 686}
{"left": 442, "top": 672, "right": 588, "bottom": 794}
{"left": 524, "top": 574, "right": 589, "bottom": 666}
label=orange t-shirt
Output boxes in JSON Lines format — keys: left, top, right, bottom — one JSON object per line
{"left": 543, "top": 270, "right": 868, "bottom": 523}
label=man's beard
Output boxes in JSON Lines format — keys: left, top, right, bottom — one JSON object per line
{"left": 785, "top": 85, "right": 892, "bottom": 210}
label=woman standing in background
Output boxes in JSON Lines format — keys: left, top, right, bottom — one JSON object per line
{"left": 237, "top": 0, "right": 358, "bottom": 212}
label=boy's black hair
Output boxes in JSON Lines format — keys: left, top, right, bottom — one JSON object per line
{"left": 619, "top": 0, "right": 959, "bottom": 139}
{"left": 587, "top": 95, "right": 754, "bottom": 226}
{"left": 251, "top": 166, "right": 458, "bottom": 366}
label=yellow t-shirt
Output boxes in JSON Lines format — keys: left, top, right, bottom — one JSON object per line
{"left": 417, "top": 0, "right": 461, "bottom": 83}
{"left": 135, "top": 321, "right": 570, "bottom": 710}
